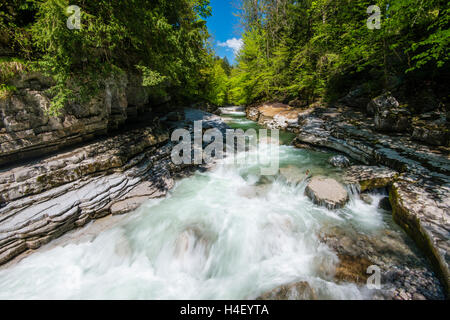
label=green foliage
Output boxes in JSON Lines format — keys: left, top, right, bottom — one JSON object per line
{"left": 1, "top": 0, "right": 218, "bottom": 113}
{"left": 229, "top": 0, "right": 449, "bottom": 106}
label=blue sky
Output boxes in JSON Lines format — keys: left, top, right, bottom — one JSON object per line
{"left": 206, "top": 0, "right": 243, "bottom": 64}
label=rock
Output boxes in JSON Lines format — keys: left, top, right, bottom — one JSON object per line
{"left": 305, "top": 177, "right": 349, "bottom": 210}
{"left": 256, "top": 281, "right": 317, "bottom": 300}
{"left": 246, "top": 105, "right": 260, "bottom": 121}
{"left": 328, "top": 155, "right": 350, "bottom": 168}
{"left": 320, "top": 226, "right": 445, "bottom": 300}
{"left": 344, "top": 166, "right": 398, "bottom": 192}
{"left": 378, "top": 197, "right": 392, "bottom": 211}
{"left": 256, "top": 175, "right": 274, "bottom": 185}
{"left": 174, "top": 227, "right": 212, "bottom": 259}
{"left": 288, "top": 98, "right": 308, "bottom": 108}
{"left": 367, "top": 93, "right": 412, "bottom": 132}
{"left": 219, "top": 106, "right": 245, "bottom": 115}
{"left": 369, "top": 94, "right": 411, "bottom": 132}
{"left": 237, "top": 185, "right": 270, "bottom": 199}
{"left": 375, "top": 108, "right": 411, "bottom": 133}
{"left": 360, "top": 193, "right": 374, "bottom": 205}
{"left": 110, "top": 180, "right": 173, "bottom": 215}
{"left": 367, "top": 93, "right": 400, "bottom": 116}
{"left": 412, "top": 293, "right": 427, "bottom": 300}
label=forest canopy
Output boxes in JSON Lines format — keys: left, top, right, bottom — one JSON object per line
{"left": 228, "top": 0, "right": 449, "bottom": 109}
{"left": 0, "top": 0, "right": 449, "bottom": 111}
{"left": 0, "top": 0, "right": 227, "bottom": 112}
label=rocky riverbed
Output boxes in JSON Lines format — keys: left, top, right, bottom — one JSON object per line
{"left": 246, "top": 100, "right": 450, "bottom": 298}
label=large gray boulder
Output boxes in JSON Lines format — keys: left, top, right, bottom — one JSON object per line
{"left": 305, "top": 177, "right": 349, "bottom": 210}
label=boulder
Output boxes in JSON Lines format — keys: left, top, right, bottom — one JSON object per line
{"left": 390, "top": 178, "right": 450, "bottom": 295}
{"left": 329, "top": 155, "right": 350, "bottom": 168}
{"left": 256, "top": 281, "right": 317, "bottom": 300}
{"left": 367, "top": 93, "right": 400, "bottom": 116}
{"left": 367, "top": 93, "right": 412, "bottom": 133}
{"left": 305, "top": 177, "right": 349, "bottom": 210}
{"left": 375, "top": 108, "right": 411, "bottom": 133}
{"left": 334, "top": 254, "right": 372, "bottom": 284}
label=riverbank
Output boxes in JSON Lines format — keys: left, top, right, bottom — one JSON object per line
{"left": 245, "top": 101, "right": 450, "bottom": 297}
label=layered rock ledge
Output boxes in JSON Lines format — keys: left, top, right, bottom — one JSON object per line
{"left": 0, "top": 109, "right": 227, "bottom": 265}
{"left": 247, "top": 102, "right": 450, "bottom": 296}
{"left": 0, "top": 72, "right": 164, "bottom": 167}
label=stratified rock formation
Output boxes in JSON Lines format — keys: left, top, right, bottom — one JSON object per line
{"left": 0, "top": 108, "right": 228, "bottom": 265}
{"left": 0, "top": 72, "right": 159, "bottom": 166}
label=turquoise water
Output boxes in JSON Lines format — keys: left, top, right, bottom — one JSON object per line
{"left": 0, "top": 115, "right": 403, "bottom": 299}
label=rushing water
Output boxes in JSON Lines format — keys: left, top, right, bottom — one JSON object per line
{"left": 0, "top": 113, "right": 434, "bottom": 299}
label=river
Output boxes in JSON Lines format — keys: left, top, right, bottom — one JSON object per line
{"left": 0, "top": 111, "right": 441, "bottom": 299}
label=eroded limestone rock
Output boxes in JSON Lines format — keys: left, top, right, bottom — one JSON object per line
{"left": 245, "top": 102, "right": 305, "bottom": 129}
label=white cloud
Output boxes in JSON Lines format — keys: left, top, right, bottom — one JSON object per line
{"left": 217, "top": 38, "right": 243, "bottom": 55}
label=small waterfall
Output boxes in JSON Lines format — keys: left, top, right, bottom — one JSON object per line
{"left": 345, "top": 183, "right": 361, "bottom": 202}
